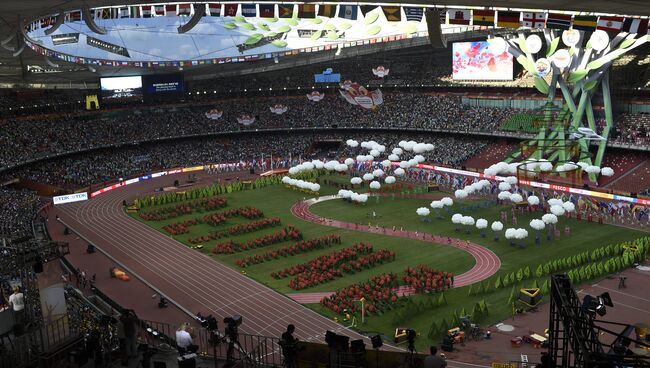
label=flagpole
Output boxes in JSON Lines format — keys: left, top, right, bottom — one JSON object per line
{"left": 270, "top": 153, "right": 273, "bottom": 170}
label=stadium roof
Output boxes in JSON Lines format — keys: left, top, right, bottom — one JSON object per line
{"left": 1, "top": 1, "right": 649, "bottom": 87}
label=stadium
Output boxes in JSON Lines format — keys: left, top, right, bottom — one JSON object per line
{"left": 0, "top": 0, "right": 649, "bottom": 367}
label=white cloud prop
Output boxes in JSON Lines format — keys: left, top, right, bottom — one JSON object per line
{"left": 476, "top": 219, "right": 488, "bottom": 229}
{"left": 346, "top": 139, "right": 359, "bottom": 148}
{"left": 527, "top": 195, "right": 540, "bottom": 206}
{"left": 562, "top": 201, "right": 575, "bottom": 213}
{"left": 344, "top": 158, "right": 355, "bottom": 166}
{"left": 498, "top": 182, "right": 511, "bottom": 191}
{"left": 530, "top": 219, "right": 546, "bottom": 231}
{"left": 372, "top": 169, "right": 384, "bottom": 177}
{"left": 381, "top": 160, "right": 392, "bottom": 168}
{"left": 451, "top": 214, "right": 463, "bottom": 224}
{"left": 600, "top": 167, "right": 614, "bottom": 176}
{"left": 441, "top": 197, "right": 453, "bottom": 206}
{"left": 394, "top": 168, "right": 405, "bottom": 176}
{"left": 505, "top": 176, "right": 518, "bottom": 185}
{"left": 498, "top": 191, "right": 512, "bottom": 200}
{"left": 491, "top": 221, "right": 504, "bottom": 231}
{"left": 388, "top": 154, "right": 400, "bottom": 161}
{"left": 370, "top": 149, "right": 381, "bottom": 157}
{"left": 461, "top": 216, "right": 475, "bottom": 226}
{"left": 335, "top": 164, "right": 348, "bottom": 172}
{"left": 384, "top": 176, "right": 396, "bottom": 184}
{"left": 312, "top": 160, "right": 324, "bottom": 169}
{"left": 455, "top": 190, "right": 468, "bottom": 199}
{"left": 430, "top": 201, "right": 444, "bottom": 209}
{"left": 416, "top": 207, "right": 430, "bottom": 216}
{"left": 510, "top": 193, "right": 524, "bottom": 203}
{"left": 542, "top": 213, "right": 558, "bottom": 224}
{"left": 392, "top": 147, "right": 403, "bottom": 155}
{"left": 505, "top": 228, "right": 516, "bottom": 239}
{"left": 369, "top": 181, "right": 381, "bottom": 190}
{"left": 350, "top": 177, "right": 363, "bottom": 185}
{"left": 548, "top": 198, "right": 563, "bottom": 207}
{"left": 550, "top": 205, "right": 566, "bottom": 217}
{"left": 585, "top": 165, "right": 601, "bottom": 174}
{"left": 362, "top": 173, "right": 374, "bottom": 181}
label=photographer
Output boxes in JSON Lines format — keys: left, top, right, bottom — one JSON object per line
{"left": 280, "top": 324, "right": 299, "bottom": 368}
{"left": 175, "top": 324, "right": 198, "bottom": 354}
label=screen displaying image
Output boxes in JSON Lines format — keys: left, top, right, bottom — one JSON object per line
{"left": 100, "top": 76, "right": 142, "bottom": 99}
{"left": 142, "top": 74, "right": 185, "bottom": 94}
{"left": 452, "top": 41, "right": 513, "bottom": 81}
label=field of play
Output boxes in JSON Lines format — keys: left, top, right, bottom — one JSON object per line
{"left": 129, "top": 174, "right": 649, "bottom": 350}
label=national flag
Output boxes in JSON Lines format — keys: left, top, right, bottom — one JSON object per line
{"left": 404, "top": 7, "right": 424, "bottom": 22}
{"left": 382, "top": 6, "right": 401, "bottom": 22}
{"left": 141, "top": 6, "right": 152, "bottom": 18}
{"left": 473, "top": 10, "right": 495, "bottom": 26}
{"left": 178, "top": 4, "right": 192, "bottom": 16}
{"left": 360, "top": 6, "right": 377, "bottom": 16}
{"left": 278, "top": 4, "right": 294, "bottom": 18}
{"left": 448, "top": 9, "right": 470, "bottom": 25}
{"left": 241, "top": 4, "right": 256, "bottom": 17}
{"left": 622, "top": 18, "right": 649, "bottom": 34}
{"left": 40, "top": 16, "right": 55, "bottom": 28}
{"left": 165, "top": 5, "right": 177, "bottom": 16}
{"left": 298, "top": 4, "right": 316, "bottom": 18}
{"left": 338, "top": 5, "right": 358, "bottom": 20}
{"left": 318, "top": 4, "right": 336, "bottom": 18}
{"left": 572, "top": 15, "right": 597, "bottom": 31}
{"left": 497, "top": 11, "right": 520, "bottom": 28}
{"left": 546, "top": 13, "right": 572, "bottom": 30}
{"left": 119, "top": 7, "right": 129, "bottom": 18}
{"left": 154, "top": 5, "right": 165, "bottom": 16}
{"left": 597, "top": 16, "right": 624, "bottom": 32}
{"left": 224, "top": 4, "right": 238, "bottom": 17}
{"left": 130, "top": 6, "right": 140, "bottom": 18}
{"left": 522, "top": 12, "right": 545, "bottom": 29}
{"left": 259, "top": 4, "right": 274, "bottom": 18}
{"left": 65, "top": 10, "right": 82, "bottom": 22}
{"left": 208, "top": 4, "right": 221, "bottom": 17}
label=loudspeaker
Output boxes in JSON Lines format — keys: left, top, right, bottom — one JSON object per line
{"left": 371, "top": 335, "right": 383, "bottom": 349}
{"left": 69, "top": 348, "right": 88, "bottom": 365}
{"left": 177, "top": 353, "right": 196, "bottom": 368}
{"left": 350, "top": 339, "right": 366, "bottom": 353}
{"left": 425, "top": 9, "right": 447, "bottom": 48}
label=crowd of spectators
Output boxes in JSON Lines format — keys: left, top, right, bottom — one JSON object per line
{"left": 0, "top": 187, "right": 41, "bottom": 239}
{"left": 611, "top": 113, "right": 650, "bottom": 147}
{"left": 0, "top": 93, "right": 512, "bottom": 168}
{"left": 6, "top": 132, "right": 488, "bottom": 189}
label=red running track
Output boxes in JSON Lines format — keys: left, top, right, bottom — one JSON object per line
{"left": 288, "top": 196, "right": 501, "bottom": 304}
{"left": 54, "top": 173, "right": 396, "bottom": 349}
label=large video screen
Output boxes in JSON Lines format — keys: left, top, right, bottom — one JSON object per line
{"left": 452, "top": 41, "right": 513, "bottom": 81}
{"left": 100, "top": 76, "right": 142, "bottom": 99}
{"left": 142, "top": 74, "right": 185, "bottom": 94}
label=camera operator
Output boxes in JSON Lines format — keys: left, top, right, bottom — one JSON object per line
{"left": 176, "top": 324, "right": 199, "bottom": 354}
{"left": 224, "top": 317, "right": 240, "bottom": 365}
{"left": 280, "top": 324, "right": 299, "bottom": 368}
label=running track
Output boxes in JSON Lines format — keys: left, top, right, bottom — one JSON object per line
{"left": 54, "top": 174, "right": 391, "bottom": 349}
{"left": 288, "top": 195, "right": 501, "bottom": 304}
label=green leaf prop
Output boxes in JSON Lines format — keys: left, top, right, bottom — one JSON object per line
{"left": 517, "top": 55, "right": 536, "bottom": 74}
{"left": 223, "top": 22, "right": 237, "bottom": 30}
{"left": 244, "top": 33, "right": 263, "bottom": 45}
{"left": 310, "top": 17, "right": 323, "bottom": 25}
{"left": 324, "top": 23, "right": 336, "bottom": 31}
{"left": 534, "top": 77, "right": 549, "bottom": 94}
{"left": 233, "top": 15, "right": 246, "bottom": 23}
{"left": 618, "top": 37, "right": 636, "bottom": 49}
{"left": 310, "top": 30, "right": 322, "bottom": 41}
{"left": 285, "top": 18, "right": 298, "bottom": 26}
{"left": 277, "top": 25, "right": 291, "bottom": 33}
{"left": 568, "top": 69, "right": 588, "bottom": 83}
{"left": 271, "top": 40, "right": 287, "bottom": 47}
{"left": 265, "top": 31, "right": 278, "bottom": 38}
{"left": 364, "top": 11, "right": 380, "bottom": 25}
{"left": 583, "top": 79, "right": 599, "bottom": 91}
{"left": 401, "top": 22, "right": 418, "bottom": 34}
{"left": 257, "top": 22, "right": 270, "bottom": 31}
{"left": 240, "top": 23, "right": 255, "bottom": 31}
{"left": 546, "top": 37, "right": 560, "bottom": 57}
{"left": 267, "top": 17, "right": 279, "bottom": 23}
{"left": 326, "top": 31, "right": 338, "bottom": 40}
{"left": 366, "top": 24, "right": 381, "bottom": 36}
{"left": 338, "top": 21, "right": 352, "bottom": 30}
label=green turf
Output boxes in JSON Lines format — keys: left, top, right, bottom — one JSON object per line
{"left": 130, "top": 176, "right": 646, "bottom": 350}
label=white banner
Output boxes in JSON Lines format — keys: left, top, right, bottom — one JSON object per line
{"left": 53, "top": 192, "right": 88, "bottom": 205}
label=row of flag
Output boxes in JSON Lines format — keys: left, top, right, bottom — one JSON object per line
{"left": 30, "top": 4, "right": 650, "bottom": 36}
{"left": 447, "top": 9, "right": 649, "bottom": 33}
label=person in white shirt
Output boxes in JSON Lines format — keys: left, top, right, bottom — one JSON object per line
{"left": 8, "top": 286, "right": 25, "bottom": 325}
{"left": 175, "top": 324, "right": 198, "bottom": 354}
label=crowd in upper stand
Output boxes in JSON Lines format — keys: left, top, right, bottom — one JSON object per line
{"left": 0, "top": 187, "right": 43, "bottom": 239}
{"left": 0, "top": 94, "right": 514, "bottom": 168}
{"left": 6, "top": 132, "right": 488, "bottom": 189}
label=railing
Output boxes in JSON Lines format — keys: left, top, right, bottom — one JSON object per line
{"left": 139, "top": 319, "right": 284, "bottom": 367}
